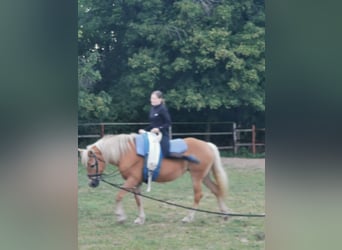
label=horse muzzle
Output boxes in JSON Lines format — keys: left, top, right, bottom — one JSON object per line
{"left": 88, "top": 178, "right": 100, "bottom": 188}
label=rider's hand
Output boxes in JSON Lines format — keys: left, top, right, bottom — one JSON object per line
{"left": 138, "top": 129, "right": 146, "bottom": 134}
{"left": 151, "top": 128, "right": 160, "bottom": 134}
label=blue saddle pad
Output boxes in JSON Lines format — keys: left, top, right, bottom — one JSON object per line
{"left": 169, "top": 138, "right": 188, "bottom": 156}
{"left": 135, "top": 135, "right": 188, "bottom": 157}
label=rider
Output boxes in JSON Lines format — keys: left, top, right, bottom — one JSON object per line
{"left": 138, "top": 90, "right": 171, "bottom": 158}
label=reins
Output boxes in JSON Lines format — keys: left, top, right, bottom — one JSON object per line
{"left": 100, "top": 176, "right": 266, "bottom": 218}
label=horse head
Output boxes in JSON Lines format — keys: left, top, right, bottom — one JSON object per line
{"left": 78, "top": 147, "right": 106, "bottom": 188}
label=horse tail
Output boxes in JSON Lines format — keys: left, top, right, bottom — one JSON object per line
{"left": 207, "top": 142, "right": 228, "bottom": 197}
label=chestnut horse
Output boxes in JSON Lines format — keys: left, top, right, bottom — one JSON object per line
{"left": 78, "top": 133, "right": 229, "bottom": 224}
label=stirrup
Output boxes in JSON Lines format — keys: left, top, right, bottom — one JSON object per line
{"left": 146, "top": 170, "right": 153, "bottom": 192}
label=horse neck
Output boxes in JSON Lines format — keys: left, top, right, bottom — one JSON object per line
{"left": 96, "top": 134, "right": 133, "bottom": 165}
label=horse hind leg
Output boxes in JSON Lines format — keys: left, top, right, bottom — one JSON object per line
{"left": 203, "top": 176, "right": 230, "bottom": 220}
{"left": 182, "top": 179, "right": 203, "bottom": 223}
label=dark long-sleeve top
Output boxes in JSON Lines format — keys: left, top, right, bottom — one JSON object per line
{"left": 144, "top": 104, "right": 171, "bottom": 135}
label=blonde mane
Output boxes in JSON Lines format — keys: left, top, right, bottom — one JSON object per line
{"left": 86, "top": 133, "right": 137, "bottom": 164}
{"left": 80, "top": 150, "right": 89, "bottom": 166}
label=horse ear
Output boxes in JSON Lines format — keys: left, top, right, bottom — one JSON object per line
{"left": 78, "top": 148, "right": 85, "bottom": 153}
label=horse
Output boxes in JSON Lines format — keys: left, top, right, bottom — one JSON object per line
{"left": 78, "top": 133, "right": 229, "bottom": 224}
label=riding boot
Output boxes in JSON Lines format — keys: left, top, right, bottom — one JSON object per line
{"left": 166, "top": 154, "right": 200, "bottom": 164}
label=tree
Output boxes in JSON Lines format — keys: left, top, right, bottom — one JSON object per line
{"left": 78, "top": 50, "right": 113, "bottom": 121}
{"left": 78, "top": 0, "right": 265, "bottom": 125}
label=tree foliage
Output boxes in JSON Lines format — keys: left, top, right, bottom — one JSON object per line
{"left": 78, "top": 0, "right": 265, "bottom": 125}
{"left": 78, "top": 90, "right": 112, "bottom": 121}
{"left": 78, "top": 50, "right": 102, "bottom": 90}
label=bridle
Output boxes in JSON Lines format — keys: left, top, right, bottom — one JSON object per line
{"left": 87, "top": 152, "right": 105, "bottom": 181}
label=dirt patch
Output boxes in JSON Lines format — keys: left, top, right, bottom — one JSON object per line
{"left": 221, "top": 157, "right": 265, "bottom": 170}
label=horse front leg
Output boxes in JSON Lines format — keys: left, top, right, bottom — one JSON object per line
{"left": 115, "top": 189, "right": 128, "bottom": 223}
{"left": 115, "top": 178, "right": 139, "bottom": 223}
{"left": 133, "top": 185, "right": 145, "bottom": 225}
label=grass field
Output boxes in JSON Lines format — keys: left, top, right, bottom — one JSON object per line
{"left": 78, "top": 158, "right": 265, "bottom": 250}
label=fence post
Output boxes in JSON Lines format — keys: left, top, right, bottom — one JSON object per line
{"left": 252, "top": 124, "right": 256, "bottom": 155}
{"left": 100, "top": 124, "right": 104, "bottom": 137}
{"left": 169, "top": 126, "right": 172, "bottom": 140}
{"left": 233, "top": 122, "right": 237, "bottom": 154}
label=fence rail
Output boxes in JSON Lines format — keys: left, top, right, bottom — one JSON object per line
{"left": 78, "top": 122, "right": 265, "bottom": 155}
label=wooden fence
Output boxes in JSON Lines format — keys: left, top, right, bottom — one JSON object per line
{"left": 78, "top": 122, "right": 265, "bottom": 155}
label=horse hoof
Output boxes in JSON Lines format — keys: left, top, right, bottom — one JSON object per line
{"left": 117, "top": 216, "right": 127, "bottom": 224}
{"left": 134, "top": 217, "right": 145, "bottom": 225}
{"left": 181, "top": 217, "right": 192, "bottom": 223}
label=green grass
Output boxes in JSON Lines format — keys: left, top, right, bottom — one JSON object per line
{"left": 78, "top": 160, "right": 265, "bottom": 250}
{"left": 220, "top": 148, "right": 265, "bottom": 158}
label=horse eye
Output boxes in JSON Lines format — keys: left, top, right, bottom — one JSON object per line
{"left": 89, "top": 164, "right": 96, "bottom": 169}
